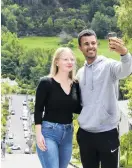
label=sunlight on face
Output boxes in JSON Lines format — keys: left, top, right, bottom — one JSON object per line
{"left": 57, "top": 51, "right": 75, "bottom": 72}
{"left": 79, "top": 35, "right": 98, "bottom": 58}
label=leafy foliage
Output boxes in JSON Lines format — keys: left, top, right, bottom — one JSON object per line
{"left": 123, "top": 76, "right": 132, "bottom": 116}
{"left": 1, "top": 31, "right": 54, "bottom": 88}
{"left": 120, "top": 131, "right": 132, "bottom": 166}
{"left": 115, "top": 0, "right": 132, "bottom": 52}
{"left": 1, "top": 0, "right": 119, "bottom": 38}
{"left": 115, "top": 0, "right": 132, "bottom": 113}
{"left": 116, "top": 1, "right": 132, "bottom": 166}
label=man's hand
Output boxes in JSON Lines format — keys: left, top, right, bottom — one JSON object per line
{"left": 109, "top": 37, "right": 128, "bottom": 56}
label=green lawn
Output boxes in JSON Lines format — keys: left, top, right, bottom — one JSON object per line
{"left": 19, "top": 36, "right": 120, "bottom": 61}
{"left": 20, "top": 36, "right": 59, "bottom": 49}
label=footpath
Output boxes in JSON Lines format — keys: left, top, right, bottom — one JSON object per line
{"left": 1, "top": 154, "right": 75, "bottom": 168}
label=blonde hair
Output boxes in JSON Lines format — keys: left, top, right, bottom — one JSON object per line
{"left": 48, "top": 47, "right": 76, "bottom": 81}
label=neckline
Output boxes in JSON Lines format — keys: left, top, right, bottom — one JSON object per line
{"left": 52, "top": 78, "right": 73, "bottom": 96}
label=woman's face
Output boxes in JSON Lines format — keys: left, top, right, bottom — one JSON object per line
{"left": 56, "top": 51, "right": 75, "bottom": 73}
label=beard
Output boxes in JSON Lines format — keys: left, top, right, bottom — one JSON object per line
{"left": 85, "top": 55, "right": 96, "bottom": 61}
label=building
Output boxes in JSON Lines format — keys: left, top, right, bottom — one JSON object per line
{"left": 1, "top": 78, "right": 18, "bottom": 86}
{"left": 118, "top": 100, "right": 132, "bottom": 137}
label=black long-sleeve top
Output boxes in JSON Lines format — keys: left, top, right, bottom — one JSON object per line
{"left": 34, "top": 77, "right": 82, "bottom": 125}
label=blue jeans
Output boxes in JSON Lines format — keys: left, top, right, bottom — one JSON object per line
{"left": 36, "top": 121, "right": 73, "bottom": 168}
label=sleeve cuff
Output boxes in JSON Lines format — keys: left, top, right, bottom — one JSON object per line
{"left": 34, "top": 119, "right": 42, "bottom": 125}
{"left": 120, "top": 53, "right": 131, "bottom": 62}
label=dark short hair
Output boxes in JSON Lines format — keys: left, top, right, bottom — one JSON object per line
{"left": 78, "top": 29, "right": 97, "bottom": 46}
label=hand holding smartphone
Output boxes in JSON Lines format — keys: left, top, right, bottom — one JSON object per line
{"left": 107, "top": 32, "right": 128, "bottom": 55}
{"left": 108, "top": 32, "right": 117, "bottom": 50}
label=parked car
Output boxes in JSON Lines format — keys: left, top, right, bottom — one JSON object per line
{"left": 20, "top": 115, "right": 28, "bottom": 120}
{"left": 7, "top": 126, "right": 10, "bottom": 132}
{"left": 23, "top": 125, "right": 28, "bottom": 131}
{"left": 23, "top": 100, "right": 27, "bottom": 106}
{"left": 23, "top": 106, "right": 28, "bottom": 110}
{"left": 22, "top": 110, "right": 28, "bottom": 116}
{"left": 22, "top": 116, "right": 28, "bottom": 120}
{"left": 24, "top": 148, "right": 30, "bottom": 154}
{"left": 11, "top": 110, "right": 15, "bottom": 115}
{"left": 8, "top": 133, "right": 14, "bottom": 139}
{"left": 23, "top": 121, "right": 28, "bottom": 127}
{"left": 23, "top": 108, "right": 28, "bottom": 113}
{"left": 10, "top": 144, "right": 21, "bottom": 150}
{"left": 24, "top": 131, "right": 30, "bottom": 138}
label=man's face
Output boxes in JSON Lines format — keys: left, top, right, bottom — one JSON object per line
{"left": 79, "top": 35, "right": 98, "bottom": 59}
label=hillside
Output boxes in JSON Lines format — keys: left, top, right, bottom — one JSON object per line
{"left": 19, "top": 36, "right": 120, "bottom": 60}
{"left": 2, "top": 0, "right": 119, "bottom": 38}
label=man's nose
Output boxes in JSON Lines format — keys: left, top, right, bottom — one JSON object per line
{"left": 89, "top": 43, "right": 93, "bottom": 48}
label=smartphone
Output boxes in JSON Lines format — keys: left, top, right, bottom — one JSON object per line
{"left": 108, "top": 32, "right": 117, "bottom": 50}
{"left": 108, "top": 32, "right": 117, "bottom": 40}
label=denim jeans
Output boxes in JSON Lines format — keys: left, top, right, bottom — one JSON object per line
{"left": 36, "top": 121, "right": 73, "bottom": 168}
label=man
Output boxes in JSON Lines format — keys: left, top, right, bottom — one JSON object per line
{"left": 26, "top": 137, "right": 32, "bottom": 154}
{"left": 76, "top": 29, "right": 132, "bottom": 168}
{"left": 1, "top": 137, "right": 6, "bottom": 158}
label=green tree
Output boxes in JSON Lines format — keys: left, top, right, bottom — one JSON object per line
{"left": 6, "top": 14, "right": 18, "bottom": 33}
{"left": 2, "top": 0, "right": 119, "bottom": 36}
{"left": 123, "top": 76, "right": 132, "bottom": 116}
{"left": 115, "top": 0, "right": 132, "bottom": 51}
{"left": 1, "top": 82, "right": 13, "bottom": 96}
{"left": 91, "top": 12, "right": 111, "bottom": 38}
{"left": 120, "top": 131, "right": 132, "bottom": 166}
{"left": 1, "top": 83, "right": 13, "bottom": 137}
{"left": 19, "top": 48, "right": 53, "bottom": 86}
{"left": 1, "top": 31, "right": 25, "bottom": 77}
{"left": 115, "top": 0, "right": 132, "bottom": 113}
{"left": 72, "top": 115, "right": 80, "bottom": 160}
{"left": 1, "top": 57, "right": 16, "bottom": 75}
{"left": 1, "top": 4, "right": 33, "bottom": 35}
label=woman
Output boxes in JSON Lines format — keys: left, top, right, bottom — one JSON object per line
{"left": 34, "top": 47, "right": 81, "bottom": 168}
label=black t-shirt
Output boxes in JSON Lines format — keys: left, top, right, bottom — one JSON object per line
{"left": 34, "top": 77, "right": 82, "bottom": 125}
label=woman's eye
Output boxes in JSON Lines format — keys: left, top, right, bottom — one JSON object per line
{"left": 62, "top": 58, "right": 75, "bottom": 62}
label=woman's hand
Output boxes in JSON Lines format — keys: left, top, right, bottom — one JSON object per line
{"left": 35, "top": 124, "right": 47, "bottom": 151}
{"left": 36, "top": 132, "right": 47, "bottom": 151}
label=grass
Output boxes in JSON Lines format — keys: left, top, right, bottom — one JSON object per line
{"left": 20, "top": 37, "right": 59, "bottom": 49}
{"left": 19, "top": 36, "right": 120, "bottom": 61}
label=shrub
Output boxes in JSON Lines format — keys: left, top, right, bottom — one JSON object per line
{"left": 59, "top": 31, "right": 73, "bottom": 45}
{"left": 32, "top": 141, "right": 36, "bottom": 153}
{"left": 6, "top": 146, "right": 12, "bottom": 154}
{"left": 120, "top": 158, "right": 126, "bottom": 167}
{"left": 67, "top": 41, "right": 75, "bottom": 48}
{"left": 8, "top": 74, "right": 16, "bottom": 80}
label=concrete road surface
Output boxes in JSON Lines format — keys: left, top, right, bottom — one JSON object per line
{"left": 7, "top": 94, "right": 34, "bottom": 154}
{"left": 1, "top": 154, "right": 75, "bottom": 168}
{"left": 2, "top": 94, "right": 77, "bottom": 168}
